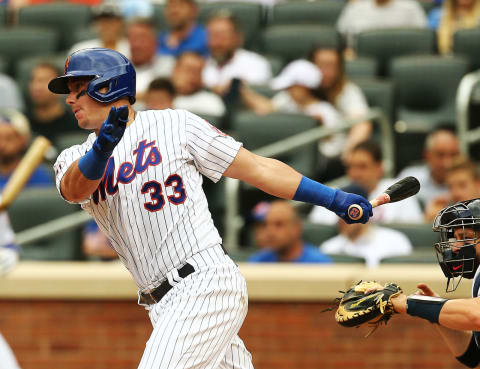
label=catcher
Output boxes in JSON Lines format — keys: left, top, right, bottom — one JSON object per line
{"left": 336, "top": 199, "right": 480, "bottom": 368}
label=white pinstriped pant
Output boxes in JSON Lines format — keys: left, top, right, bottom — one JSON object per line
{"left": 138, "top": 246, "right": 254, "bottom": 369}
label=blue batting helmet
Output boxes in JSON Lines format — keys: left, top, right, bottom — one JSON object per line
{"left": 48, "top": 48, "right": 136, "bottom": 104}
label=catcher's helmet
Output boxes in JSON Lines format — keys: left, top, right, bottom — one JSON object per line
{"left": 433, "top": 199, "right": 480, "bottom": 291}
{"left": 48, "top": 48, "right": 136, "bottom": 104}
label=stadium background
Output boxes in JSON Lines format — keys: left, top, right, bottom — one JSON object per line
{"left": 0, "top": 0, "right": 480, "bottom": 368}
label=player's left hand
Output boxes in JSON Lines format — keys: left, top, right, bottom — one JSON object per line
{"left": 0, "top": 248, "right": 19, "bottom": 277}
{"left": 93, "top": 105, "right": 129, "bottom": 158}
{"left": 329, "top": 189, "right": 373, "bottom": 224}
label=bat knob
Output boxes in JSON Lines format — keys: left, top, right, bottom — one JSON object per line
{"left": 347, "top": 204, "right": 363, "bottom": 221}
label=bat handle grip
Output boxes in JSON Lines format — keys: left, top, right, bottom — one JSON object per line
{"left": 347, "top": 204, "right": 364, "bottom": 221}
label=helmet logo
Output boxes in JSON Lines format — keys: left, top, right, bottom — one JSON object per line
{"left": 64, "top": 56, "right": 71, "bottom": 74}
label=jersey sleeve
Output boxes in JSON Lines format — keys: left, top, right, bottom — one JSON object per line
{"left": 53, "top": 134, "right": 96, "bottom": 204}
{"left": 0, "top": 211, "right": 15, "bottom": 248}
{"left": 184, "top": 111, "right": 242, "bottom": 183}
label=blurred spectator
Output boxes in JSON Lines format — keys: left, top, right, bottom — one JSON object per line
{"left": 249, "top": 200, "right": 332, "bottom": 263}
{"left": 127, "top": 18, "right": 175, "bottom": 106}
{"left": 309, "top": 140, "right": 423, "bottom": 224}
{"left": 337, "top": 0, "right": 427, "bottom": 55}
{"left": 398, "top": 128, "right": 460, "bottom": 209}
{"left": 26, "top": 62, "right": 78, "bottom": 142}
{"left": 250, "top": 201, "right": 271, "bottom": 249}
{"left": 158, "top": 0, "right": 208, "bottom": 57}
{"left": 0, "top": 108, "right": 53, "bottom": 189}
{"left": 82, "top": 220, "right": 118, "bottom": 261}
{"left": 69, "top": 1, "right": 130, "bottom": 58}
{"left": 172, "top": 52, "right": 225, "bottom": 116}
{"left": 203, "top": 11, "right": 272, "bottom": 94}
{"left": 145, "top": 77, "right": 176, "bottom": 110}
{"left": 310, "top": 46, "right": 371, "bottom": 160}
{"left": 241, "top": 60, "right": 344, "bottom": 159}
{"left": 0, "top": 74, "right": 25, "bottom": 112}
{"left": 320, "top": 185, "right": 412, "bottom": 268}
{"left": 428, "top": 0, "right": 480, "bottom": 54}
{"left": 424, "top": 157, "right": 480, "bottom": 221}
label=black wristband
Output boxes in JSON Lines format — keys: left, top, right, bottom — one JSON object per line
{"left": 457, "top": 335, "right": 480, "bottom": 368}
{"left": 406, "top": 295, "right": 448, "bottom": 324}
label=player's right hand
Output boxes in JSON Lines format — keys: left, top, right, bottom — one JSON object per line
{"left": 93, "top": 105, "right": 129, "bottom": 157}
{"left": 329, "top": 189, "right": 373, "bottom": 224}
{"left": 0, "top": 248, "right": 19, "bottom": 277}
{"left": 416, "top": 283, "right": 440, "bottom": 298}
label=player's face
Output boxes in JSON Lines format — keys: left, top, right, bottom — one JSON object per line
{"left": 446, "top": 169, "right": 480, "bottom": 203}
{"left": 66, "top": 78, "right": 112, "bottom": 130}
{"left": 207, "top": 19, "right": 238, "bottom": 63}
{"left": 451, "top": 228, "right": 480, "bottom": 261}
{"left": 347, "top": 150, "right": 383, "bottom": 193}
{"left": 313, "top": 49, "right": 340, "bottom": 89}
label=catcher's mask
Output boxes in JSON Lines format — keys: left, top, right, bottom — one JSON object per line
{"left": 433, "top": 199, "right": 480, "bottom": 292}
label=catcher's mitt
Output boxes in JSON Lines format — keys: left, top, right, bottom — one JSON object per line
{"left": 334, "top": 281, "right": 402, "bottom": 336}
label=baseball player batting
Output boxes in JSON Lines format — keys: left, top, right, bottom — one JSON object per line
{"left": 49, "top": 48, "right": 373, "bottom": 369}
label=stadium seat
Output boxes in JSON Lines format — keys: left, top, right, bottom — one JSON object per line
{"left": 0, "top": 56, "right": 7, "bottom": 75}
{"left": 356, "top": 28, "right": 436, "bottom": 76}
{"left": 199, "top": 2, "right": 264, "bottom": 50}
{"left": 302, "top": 222, "right": 337, "bottom": 246}
{"left": 14, "top": 54, "right": 67, "bottom": 99}
{"left": 152, "top": 4, "right": 168, "bottom": 31}
{"left": 381, "top": 249, "right": 437, "bottom": 263}
{"left": 453, "top": 28, "right": 480, "bottom": 71}
{"left": 265, "top": 54, "right": 284, "bottom": 77}
{"left": 249, "top": 84, "right": 276, "bottom": 99}
{"left": 0, "top": 6, "right": 7, "bottom": 27}
{"left": 18, "top": 3, "right": 92, "bottom": 51}
{"left": 261, "top": 25, "right": 341, "bottom": 63}
{"left": 231, "top": 111, "right": 318, "bottom": 177}
{"left": 391, "top": 55, "right": 469, "bottom": 132}
{"left": 270, "top": 1, "right": 346, "bottom": 27}
{"left": 54, "top": 132, "right": 91, "bottom": 153}
{"left": 353, "top": 78, "right": 395, "bottom": 123}
{"left": 0, "top": 27, "right": 58, "bottom": 76}
{"left": 384, "top": 223, "right": 439, "bottom": 249}
{"left": 345, "top": 57, "right": 378, "bottom": 79}
{"left": 8, "top": 187, "right": 82, "bottom": 261}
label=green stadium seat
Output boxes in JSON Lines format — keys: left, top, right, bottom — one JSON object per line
{"left": 8, "top": 187, "right": 82, "bottom": 261}
{"left": 453, "top": 28, "right": 480, "bottom": 71}
{"left": 381, "top": 249, "right": 437, "bottom": 263}
{"left": 391, "top": 55, "right": 469, "bottom": 132}
{"left": 356, "top": 28, "right": 436, "bottom": 76}
{"left": 0, "top": 56, "right": 7, "bottom": 75}
{"left": 199, "top": 2, "right": 264, "bottom": 50}
{"left": 417, "top": 0, "right": 436, "bottom": 15}
{"left": 353, "top": 78, "right": 394, "bottom": 123}
{"left": 0, "top": 27, "right": 58, "bottom": 76}
{"left": 270, "top": 1, "right": 346, "bottom": 27}
{"left": 302, "top": 222, "right": 337, "bottom": 246}
{"left": 265, "top": 54, "right": 284, "bottom": 77}
{"left": 71, "top": 28, "right": 98, "bottom": 48}
{"left": 384, "top": 223, "right": 439, "bottom": 249}
{"left": 54, "top": 131, "right": 91, "bottom": 153}
{"left": 249, "top": 84, "right": 276, "bottom": 99}
{"left": 18, "top": 3, "right": 92, "bottom": 51}
{"left": 345, "top": 57, "right": 378, "bottom": 79}
{"left": 153, "top": 4, "right": 168, "bottom": 31}
{"left": 261, "top": 25, "right": 341, "bottom": 62}
{"left": 0, "top": 6, "right": 7, "bottom": 27}
{"left": 14, "top": 54, "right": 67, "bottom": 99}
{"left": 231, "top": 111, "right": 318, "bottom": 177}
{"left": 328, "top": 254, "right": 365, "bottom": 263}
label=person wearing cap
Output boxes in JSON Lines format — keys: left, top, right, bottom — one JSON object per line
{"left": 248, "top": 200, "right": 332, "bottom": 263}
{"left": 0, "top": 109, "right": 53, "bottom": 189}
{"left": 319, "top": 183, "right": 413, "bottom": 268}
{"left": 241, "top": 59, "right": 345, "bottom": 159}
{"left": 250, "top": 201, "right": 271, "bottom": 249}
{"left": 203, "top": 10, "right": 272, "bottom": 95}
{"left": 68, "top": 1, "right": 130, "bottom": 58}
{"left": 158, "top": 0, "right": 209, "bottom": 58}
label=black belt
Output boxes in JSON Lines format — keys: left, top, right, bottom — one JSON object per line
{"left": 139, "top": 263, "right": 195, "bottom": 305}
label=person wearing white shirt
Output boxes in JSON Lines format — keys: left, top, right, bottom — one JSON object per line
{"left": 172, "top": 52, "right": 226, "bottom": 116}
{"left": 203, "top": 11, "right": 272, "bottom": 93}
{"left": 68, "top": 2, "right": 131, "bottom": 58}
{"left": 309, "top": 140, "right": 423, "bottom": 224}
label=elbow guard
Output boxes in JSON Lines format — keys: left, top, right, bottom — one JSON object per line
{"left": 457, "top": 335, "right": 480, "bottom": 368}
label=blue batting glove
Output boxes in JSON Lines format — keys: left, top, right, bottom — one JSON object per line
{"left": 328, "top": 189, "right": 373, "bottom": 224}
{"left": 93, "top": 105, "right": 129, "bottom": 158}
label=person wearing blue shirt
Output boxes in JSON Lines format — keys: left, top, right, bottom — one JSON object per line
{"left": 248, "top": 200, "right": 332, "bottom": 263}
{"left": 158, "top": 0, "right": 208, "bottom": 58}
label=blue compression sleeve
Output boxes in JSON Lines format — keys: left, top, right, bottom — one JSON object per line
{"left": 78, "top": 147, "right": 110, "bottom": 180}
{"left": 293, "top": 176, "right": 337, "bottom": 209}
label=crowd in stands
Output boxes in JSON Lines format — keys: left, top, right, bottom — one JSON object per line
{"left": 0, "top": 0, "right": 480, "bottom": 265}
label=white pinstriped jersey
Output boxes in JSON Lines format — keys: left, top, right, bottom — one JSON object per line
{"left": 54, "top": 109, "right": 242, "bottom": 291}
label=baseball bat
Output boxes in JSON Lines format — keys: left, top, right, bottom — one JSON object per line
{"left": 0, "top": 136, "right": 52, "bottom": 211}
{"left": 346, "top": 176, "right": 421, "bottom": 221}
